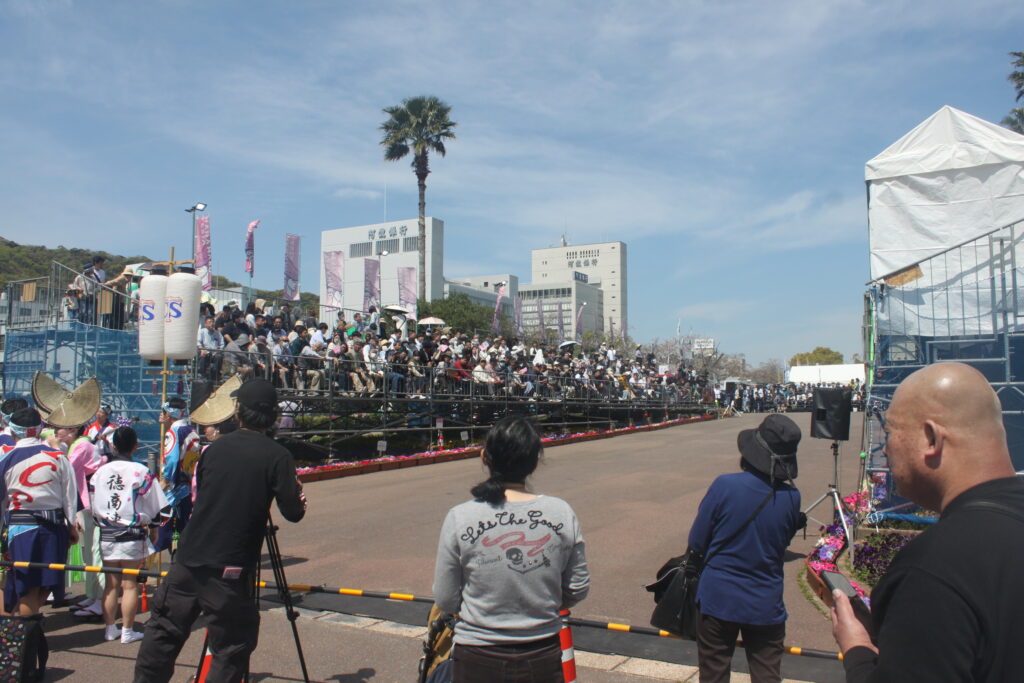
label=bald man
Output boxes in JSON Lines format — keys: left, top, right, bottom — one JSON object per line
{"left": 832, "top": 362, "right": 1024, "bottom": 682}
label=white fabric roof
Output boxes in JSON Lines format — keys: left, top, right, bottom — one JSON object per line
{"left": 866, "top": 106, "right": 1024, "bottom": 281}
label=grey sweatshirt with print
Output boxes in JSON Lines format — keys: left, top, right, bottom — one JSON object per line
{"left": 432, "top": 495, "right": 590, "bottom": 646}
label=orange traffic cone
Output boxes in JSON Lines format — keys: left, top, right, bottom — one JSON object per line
{"left": 138, "top": 584, "right": 149, "bottom": 614}
{"left": 559, "top": 610, "right": 577, "bottom": 683}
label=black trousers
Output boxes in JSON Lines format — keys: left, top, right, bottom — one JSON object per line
{"left": 133, "top": 563, "right": 258, "bottom": 683}
{"left": 696, "top": 612, "right": 785, "bottom": 683}
{"left": 453, "top": 635, "right": 563, "bottom": 683}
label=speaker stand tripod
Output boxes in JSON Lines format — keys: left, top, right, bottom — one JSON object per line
{"left": 803, "top": 440, "right": 852, "bottom": 552}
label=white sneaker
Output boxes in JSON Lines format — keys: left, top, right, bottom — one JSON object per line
{"left": 104, "top": 624, "right": 120, "bottom": 641}
{"left": 121, "top": 627, "right": 145, "bottom": 644}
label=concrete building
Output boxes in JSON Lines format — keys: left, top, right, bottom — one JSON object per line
{"left": 444, "top": 274, "right": 519, "bottom": 320}
{"left": 319, "top": 218, "right": 444, "bottom": 320}
{"left": 519, "top": 277, "right": 604, "bottom": 341}
{"left": 531, "top": 241, "right": 627, "bottom": 338}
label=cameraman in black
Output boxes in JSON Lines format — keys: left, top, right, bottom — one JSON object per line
{"left": 134, "top": 378, "right": 306, "bottom": 682}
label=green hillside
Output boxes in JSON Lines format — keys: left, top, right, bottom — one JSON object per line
{"left": 0, "top": 236, "right": 320, "bottom": 313}
{"left": 0, "top": 236, "right": 151, "bottom": 292}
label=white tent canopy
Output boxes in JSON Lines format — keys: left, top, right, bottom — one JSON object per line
{"left": 866, "top": 105, "right": 1024, "bottom": 282}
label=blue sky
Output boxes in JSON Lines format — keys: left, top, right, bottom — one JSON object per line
{"left": 1, "top": 0, "right": 1021, "bottom": 365}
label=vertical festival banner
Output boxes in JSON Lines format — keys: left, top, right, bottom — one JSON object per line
{"left": 283, "top": 234, "right": 300, "bottom": 301}
{"left": 491, "top": 284, "right": 506, "bottom": 333}
{"left": 575, "top": 303, "right": 586, "bottom": 342}
{"left": 323, "top": 250, "right": 345, "bottom": 311}
{"left": 363, "top": 258, "right": 380, "bottom": 312}
{"left": 514, "top": 296, "right": 523, "bottom": 336}
{"left": 194, "top": 216, "right": 212, "bottom": 291}
{"left": 244, "top": 220, "right": 259, "bottom": 276}
{"left": 557, "top": 300, "right": 565, "bottom": 341}
{"left": 397, "top": 266, "right": 417, "bottom": 320}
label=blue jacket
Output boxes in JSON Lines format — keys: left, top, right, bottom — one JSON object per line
{"left": 687, "top": 471, "right": 801, "bottom": 625}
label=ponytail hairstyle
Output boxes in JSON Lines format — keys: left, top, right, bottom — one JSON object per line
{"left": 111, "top": 426, "right": 138, "bottom": 459}
{"left": 471, "top": 416, "right": 542, "bottom": 505}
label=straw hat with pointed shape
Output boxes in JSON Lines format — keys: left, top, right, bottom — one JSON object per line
{"left": 31, "top": 372, "right": 101, "bottom": 428}
{"left": 190, "top": 375, "right": 243, "bottom": 426}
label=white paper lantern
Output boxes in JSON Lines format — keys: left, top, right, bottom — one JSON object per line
{"left": 137, "top": 274, "right": 168, "bottom": 360}
{"left": 164, "top": 271, "right": 202, "bottom": 360}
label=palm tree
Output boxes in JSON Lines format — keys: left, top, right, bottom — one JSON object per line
{"left": 380, "top": 96, "right": 457, "bottom": 301}
{"left": 1003, "top": 52, "right": 1024, "bottom": 134}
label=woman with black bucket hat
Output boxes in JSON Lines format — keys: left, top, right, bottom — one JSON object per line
{"left": 687, "top": 414, "right": 805, "bottom": 682}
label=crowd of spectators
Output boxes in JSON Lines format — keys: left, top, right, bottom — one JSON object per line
{"left": 192, "top": 301, "right": 868, "bottom": 414}
{"left": 715, "top": 380, "right": 865, "bottom": 413}
{"left": 194, "top": 302, "right": 709, "bottom": 404}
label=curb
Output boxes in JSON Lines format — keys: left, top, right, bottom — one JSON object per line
{"left": 297, "top": 414, "right": 716, "bottom": 483}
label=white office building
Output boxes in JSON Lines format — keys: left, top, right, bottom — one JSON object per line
{"left": 519, "top": 276, "right": 604, "bottom": 341}
{"left": 530, "top": 241, "right": 627, "bottom": 338}
{"left": 319, "top": 218, "right": 444, "bottom": 320}
{"left": 444, "top": 274, "right": 519, "bottom": 320}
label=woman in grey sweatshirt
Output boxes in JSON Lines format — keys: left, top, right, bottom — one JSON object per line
{"left": 433, "top": 416, "right": 590, "bottom": 682}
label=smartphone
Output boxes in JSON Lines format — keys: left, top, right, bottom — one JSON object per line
{"left": 821, "top": 570, "right": 873, "bottom": 627}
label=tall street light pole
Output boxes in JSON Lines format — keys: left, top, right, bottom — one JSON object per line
{"left": 185, "top": 202, "right": 207, "bottom": 263}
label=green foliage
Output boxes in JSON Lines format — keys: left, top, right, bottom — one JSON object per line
{"left": 789, "top": 346, "right": 844, "bottom": 367}
{"left": 212, "top": 274, "right": 241, "bottom": 289}
{"left": 0, "top": 236, "right": 151, "bottom": 291}
{"left": 417, "top": 293, "right": 497, "bottom": 335}
{"left": 1003, "top": 52, "right": 1024, "bottom": 134}
{"left": 0, "top": 236, "right": 319, "bottom": 314}
{"left": 380, "top": 95, "right": 457, "bottom": 173}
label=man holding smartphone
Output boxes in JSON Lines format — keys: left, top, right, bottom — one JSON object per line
{"left": 831, "top": 362, "right": 1024, "bottom": 682}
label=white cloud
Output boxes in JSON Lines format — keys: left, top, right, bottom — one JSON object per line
{"left": 333, "top": 187, "right": 383, "bottom": 201}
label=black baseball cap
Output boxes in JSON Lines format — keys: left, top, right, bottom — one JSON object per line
{"left": 231, "top": 378, "right": 277, "bottom": 413}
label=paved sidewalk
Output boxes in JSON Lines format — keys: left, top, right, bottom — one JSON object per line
{"left": 41, "top": 598, "right": 823, "bottom": 682}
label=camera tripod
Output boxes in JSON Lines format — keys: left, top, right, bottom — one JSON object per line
{"left": 193, "top": 515, "right": 310, "bottom": 683}
{"left": 803, "top": 440, "right": 853, "bottom": 549}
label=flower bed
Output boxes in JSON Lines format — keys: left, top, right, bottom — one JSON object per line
{"left": 295, "top": 413, "right": 716, "bottom": 483}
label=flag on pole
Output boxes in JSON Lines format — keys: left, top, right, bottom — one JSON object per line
{"left": 244, "top": 220, "right": 259, "bottom": 276}
{"left": 194, "top": 216, "right": 212, "bottom": 291}
{"left": 575, "top": 303, "right": 586, "bottom": 342}
{"left": 363, "top": 258, "right": 380, "bottom": 312}
{"left": 557, "top": 301, "right": 565, "bottom": 341}
{"left": 491, "top": 284, "right": 507, "bottom": 333}
{"left": 514, "top": 296, "right": 523, "bottom": 336}
{"left": 397, "top": 266, "right": 417, "bottom": 319}
{"left": 283, "top": 234, "right": 300, "bottom": 301}
{"left": 324, "top": 250, "right": 345, "bottom": 311}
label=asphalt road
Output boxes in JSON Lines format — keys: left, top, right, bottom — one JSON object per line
{"left": 44, "top": 410, "right": 861, "bottom": 681}
{"left": 275, "top": 410, "right": 863, "bottom": 650}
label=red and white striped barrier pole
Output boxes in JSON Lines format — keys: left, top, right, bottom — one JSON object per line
{"left": 559, "top": 609, "right": 577, "bottom": 683}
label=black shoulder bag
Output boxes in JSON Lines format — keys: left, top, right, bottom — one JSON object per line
{"left": 646, "top": 488, "right": 776, "bottom": 639}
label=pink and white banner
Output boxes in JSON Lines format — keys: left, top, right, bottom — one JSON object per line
{"left": 397, "top": 266, "right": 417, "bottom": 319}
{"left": 363, "top": 258, "right": 380, "bottom": 312}
{"left": 557, "top": 301, "right": 565, "bottom": 340}
{"left": 491, "top": 284, "right": 506, "bottom": 333}
{"left": 244, "top": 220, "right": 259, "bottom": 276}
{"left": 575, "top": 303, "right": 586, "bottom": 341}
{"left": 283, "top": 234, "right": 301, "bottom": 301}
{"left": 514, "top": 296, "right": 523, "bottom": 335}
{"left": 323, "top": 250, "right": 345, "bottom": 311}
{"left": 194, "top": 216, "right": 212, "bottom": 291}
